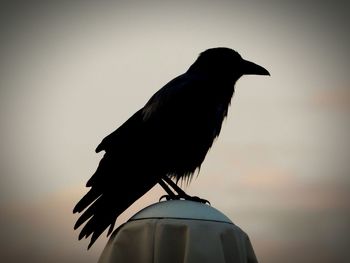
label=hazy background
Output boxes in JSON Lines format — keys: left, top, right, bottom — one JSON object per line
{"left": 1, "top": 1, "right": 349, "bottom": 262}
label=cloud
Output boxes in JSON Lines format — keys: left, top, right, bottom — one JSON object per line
{"left": 1, "top": 1, "right": 349, "bottom": 263}
{"left": 0, "top": 184, "right": 167, "bottom": 263}
{"left": 311, "top": 88, "right": 350, "bottom": 111}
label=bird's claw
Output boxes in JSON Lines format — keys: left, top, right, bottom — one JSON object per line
{"left": 186, "top": 195, "right": 211, "bottom": 205}
{"left": 159, "top": 194, "right": 210, "bottom": 205}
{"left": 159, "top": 195, "right": 173, "bottom": 201}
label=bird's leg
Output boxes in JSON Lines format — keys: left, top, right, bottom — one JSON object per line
{"left": 161, "top": 176, "right": 210, "bottom": 204}
{"left": 158, "top": 179, "right": 177, "bottom": 201}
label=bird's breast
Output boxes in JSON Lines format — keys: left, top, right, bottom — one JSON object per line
{"left": 155, "top": 101, "right": 229, "bottom": 176}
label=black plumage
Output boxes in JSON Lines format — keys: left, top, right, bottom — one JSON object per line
{"left": 73, "top": 47, "right": 270, "bottom": 248}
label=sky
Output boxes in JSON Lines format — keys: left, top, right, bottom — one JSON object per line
{"left": 0, "top": 1, "right": 349, "bottom": 262}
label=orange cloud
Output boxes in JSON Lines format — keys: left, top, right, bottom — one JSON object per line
{"left": 311, "top": 88, "right": 350, "bottom": 110}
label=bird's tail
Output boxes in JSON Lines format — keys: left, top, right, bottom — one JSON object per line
{"left": 73, "top": 188, "right": 119, "bottom": 248}
{"left": 73, "top": 172, "right": 159, "bottom": 249}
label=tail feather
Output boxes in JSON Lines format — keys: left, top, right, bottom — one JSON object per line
{"left": 73, "top": 108, "right": 156, "bottom": 248}
{"left": 73, "top": 187, "right": 101, "bottom": 214}
{"left": 74, "top": 197, "right": 99, "bottom": 230}
{"left": 75, "top": 193, "right": 118, "bottom": 242}
{"left": 74, "top": 142, "right": 161, "bottom": 249}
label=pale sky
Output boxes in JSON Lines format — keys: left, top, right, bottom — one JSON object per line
{"left": 1, "top": 1, "right": 349, "bottom": 262}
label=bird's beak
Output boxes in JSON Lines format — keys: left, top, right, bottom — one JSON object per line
{"left": 241, "top": 59, "right": 270, "bottom": 76}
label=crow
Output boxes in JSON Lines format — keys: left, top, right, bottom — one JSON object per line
{"left": 73, "top": 47, "right": 270, "bottom": 248}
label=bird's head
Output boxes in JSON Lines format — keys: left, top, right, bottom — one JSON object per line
{"left": 188, "top": 47, "right": 270, "bottom": 80}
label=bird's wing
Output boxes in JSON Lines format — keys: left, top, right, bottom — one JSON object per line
{"left": 96, "top": 74, "right": 197, "bottom": 152}
{"left": 95, "top": 109, "right": 143, "bottom": 153}
{"left": 73, "top": 109, "right": 157, "bottom": 248}
{"left": 73, "top": 73, "right": 207, "bottom": 248}
{"left": 141, "top": 73, "right": 202, "bottom": 121}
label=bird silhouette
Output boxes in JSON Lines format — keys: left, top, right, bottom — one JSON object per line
{"left": 73, "top": 47, "right": 270, "bottom": 248}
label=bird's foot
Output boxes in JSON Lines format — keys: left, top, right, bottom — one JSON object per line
{"left": 185, "top": 195, "right": 211, "bottom": 205}
{"left": 159, "top": 194, "right": 210, "bottom": 205}
{"left": 159, "top": 195, "right": 174, "bottom": 201}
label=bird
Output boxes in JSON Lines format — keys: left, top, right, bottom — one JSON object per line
{"left": 73, "top": 47, "right": 270, "bottom": 249}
